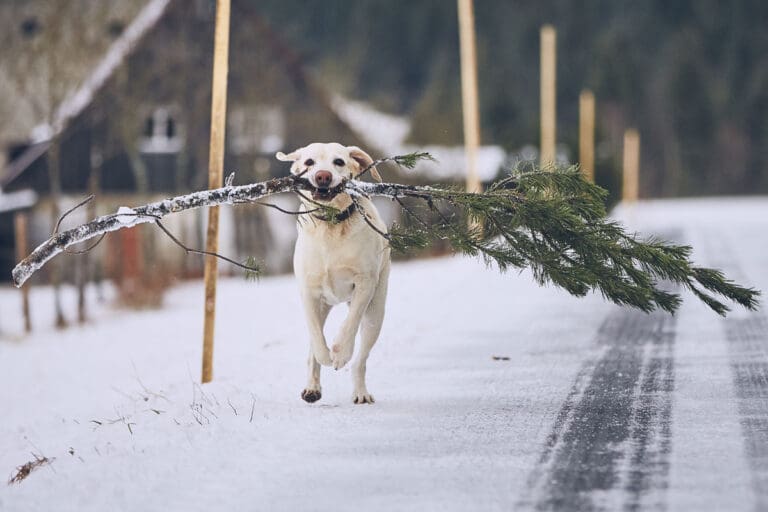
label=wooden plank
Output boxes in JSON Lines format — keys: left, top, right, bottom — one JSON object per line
{"left": 14, "top": 212, "right": 31, "bottom": 333}
{"left": 579, "top": 90, "right": 595, "bottom": 182}
{"left": 540, "top": 25, "right": 557, "bottom": 166}
{"left": 202, "top": 0, "right": 231, "bottom": 384}
{"left": 623, "top": 129, "right": 640, "bottom": 202}
{"left": 457, "top": 0, "right": 482, "bottom": 193}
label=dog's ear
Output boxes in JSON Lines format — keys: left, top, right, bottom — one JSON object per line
{"left": 275, "top": 150, "right": 300, "bottom": 162}
{"left": 347, "top": 146, "right": 382, "bottom": 183}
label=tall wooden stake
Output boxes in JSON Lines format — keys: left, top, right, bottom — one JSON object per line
{"left": 540, "top": 25, "right": 557, "bottom": 166}
{"left": 201, "top": 0, "right": 231, "bottom": 383}
{"left": 14, "top": 212, "right": 31, "bottom": 333}
{"left": 623, "top": 129, "right": 640, "bottom": 203}
{"left": 579, "top": 90, "right": 595, "bottom": 182}
{"left": 457, "top": 0, "right": 482, "bottom": 193}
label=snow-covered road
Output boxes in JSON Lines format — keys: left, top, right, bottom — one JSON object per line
{"left": 0, "top": 197, "right": 766, "bottom": 511}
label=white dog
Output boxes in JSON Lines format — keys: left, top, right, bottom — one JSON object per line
{"left": 276, "top": 142, "right": 390, "bottom": 404}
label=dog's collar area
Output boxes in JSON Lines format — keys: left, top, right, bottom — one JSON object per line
{"left": 313, "top": 202, "right": 357, "bottom": 223}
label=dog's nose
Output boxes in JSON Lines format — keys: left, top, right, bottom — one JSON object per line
{"left": 315, "top": 171, "right": 333, "bottom": 188}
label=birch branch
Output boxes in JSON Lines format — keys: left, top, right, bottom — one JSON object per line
{"left": 12, "top": 176, "right": 303, "bottom": 287}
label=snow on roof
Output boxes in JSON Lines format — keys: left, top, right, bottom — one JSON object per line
{"left": 331, "top": 95, "right": 507, "bottom": 183}
{"left": 401, "top": 144, "right": 507, "bottom": 182}
{"left": 330, "top": 96, "right": 411, "bottom": 154}
{"left": 0, "top": 189, "right": 38, "bottom": 214}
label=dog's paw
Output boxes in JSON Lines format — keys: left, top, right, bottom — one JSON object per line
{"left": 352, "top": 390, "right": 375, "bottom": 404}
{"left": 330, "top": 343, "right": 354, "bottom": 370}
{"left": 301, "top": 388, "right": 322, "bottom": 403}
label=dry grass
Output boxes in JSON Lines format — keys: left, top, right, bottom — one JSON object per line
{"left": 8, "top": 454, "right": 54, "bottom": 485}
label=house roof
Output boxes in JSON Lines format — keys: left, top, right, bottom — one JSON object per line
{"left": 0, "top": 1, "right": 378, "bottom": 191}
{"left": 0, "top": 0, "right": 154, "bottom": 145}
{"left": 0, "top": 0, "right": 172, "bottom": 188}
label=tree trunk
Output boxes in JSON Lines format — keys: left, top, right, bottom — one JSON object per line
{"left": 47, "top": 139, "right": 67, "bottom": 329}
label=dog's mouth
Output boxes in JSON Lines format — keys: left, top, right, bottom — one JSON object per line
{"left": 311, "top": 188, "right": 336, "bottom": 201}
{"left": 295, "top": 175, "right": 346, "bottom": 202}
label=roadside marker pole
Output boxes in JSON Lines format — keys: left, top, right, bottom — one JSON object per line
{"left": 579, "top": 90, "right": 595, "bottom": 182}
{"left": 202, "top": 0, "right": 231, "bottom": 383}
{"left": 540, "top": 25, "right": 557, "bottom": 166}
{"left": 623, "top": 129, "right": 640, "bottom": 203}
{"left": 457, "top": 0, "right": 482, "bottom": 193}
{"left": 14, "top": 212, "right": 31, "bottom": 333}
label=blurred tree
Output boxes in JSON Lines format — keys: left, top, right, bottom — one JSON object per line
{"left": 254, "top": 0, "right": 768, "bottom": 198}
{"left": 0, "top": 2, "right": 108, "bottom": 328}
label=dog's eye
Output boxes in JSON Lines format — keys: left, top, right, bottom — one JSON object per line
{"left": 304, "top": 159, "right": 315, "bottom": 166}
{"left": 333, "top": 158, "right": 345, "bottom": 167}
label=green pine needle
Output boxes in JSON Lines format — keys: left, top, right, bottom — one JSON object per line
{"left": 392, "top": 151, "right": 436, "bottom": 170}
{"left": 243, "top": 256, "right": 261, "bottom": 282}
{"left": 370, "top": 163, "right": 761, "bottom": 316}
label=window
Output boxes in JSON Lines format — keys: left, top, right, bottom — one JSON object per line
{"left": 139, "top": 107, "right": 183, "bottom": 154}
{"left": 20, "top": 18, "right": 40, "bottom": 38}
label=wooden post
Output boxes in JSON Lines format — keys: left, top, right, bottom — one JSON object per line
{"left": 201, "top": 0, "right": 231, "bottom": 383}
{"left": 14, "top": 212, "right": 32, "bottom": 333}
{"left": 623, "top": 129, "right": 640, "bottom": 202}
{"left": 540, "top": 25, "right": 557, "bottom": 166}
{"left": 457, "top": 0, "right": 482, "bottom": 193}
{"left": 579, "top": 90, "right": 595, "bottom": 182}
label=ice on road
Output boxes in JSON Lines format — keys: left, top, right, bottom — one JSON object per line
{"left": 0, "top": 197, "right": 766, "bottom": 511}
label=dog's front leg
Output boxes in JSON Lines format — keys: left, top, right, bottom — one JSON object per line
{"left": 301, "top": 348, "right": 324, "bottom": 403}
{"left": 330, "top": 277, "right": 376, "bottom": 370}
{"left": 301, "top": 293, "right": 332, "bottom": 367}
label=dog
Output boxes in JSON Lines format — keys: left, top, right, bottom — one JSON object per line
{"left": 276, "top": 142, "right": 390, "bottom": 404}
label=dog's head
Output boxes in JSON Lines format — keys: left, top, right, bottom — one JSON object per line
{"left": 276, "top": 142, "right": 381, "bottom": 201}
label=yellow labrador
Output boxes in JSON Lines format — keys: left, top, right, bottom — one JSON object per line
{"left": 276, "top": 143, "right": 390, "bottom": 404}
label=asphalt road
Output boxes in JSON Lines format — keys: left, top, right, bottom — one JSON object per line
{"left": 519, "top": 199, "right": 768, "bottom": 511}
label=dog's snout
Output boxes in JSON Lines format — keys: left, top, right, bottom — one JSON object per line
{"left": 315, "top": 171, "right": 333, "bottom": 188}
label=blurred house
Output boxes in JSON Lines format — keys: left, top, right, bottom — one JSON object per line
{"left": 331, "top": 95, "right": 507, "bottom": 183}
{"left": 0, "top": 0, "right": 373, "bottom": 290}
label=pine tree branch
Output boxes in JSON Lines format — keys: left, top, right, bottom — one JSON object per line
{"left": 345, "top": 167, "right": 760, "bottom": 315}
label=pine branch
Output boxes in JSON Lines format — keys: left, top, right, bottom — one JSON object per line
{"left": 347, "top": 166, "right": 760, "bottom": 315}
{"left": 356, "top": 151, "right": 436, "bottom": 180}
{"left": 11, "top": 157, "right": 760, "bottom": 317}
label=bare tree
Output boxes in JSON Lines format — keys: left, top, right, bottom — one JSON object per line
{"left": 0, "top": 1, "right": 154, "bottom": 325}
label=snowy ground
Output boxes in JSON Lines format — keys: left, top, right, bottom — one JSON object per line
{"left": 1, "top": 197, "right": 766, "bottom": 511}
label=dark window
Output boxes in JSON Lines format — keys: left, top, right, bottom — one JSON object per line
{"left": 166, "top": 118, "right": 175, "bottom": 139}
{"left": 144, "top": 117, "right": 154, "bottom": 138}
{"left": 20, "top": 18, "right": 40, "bottom": 38}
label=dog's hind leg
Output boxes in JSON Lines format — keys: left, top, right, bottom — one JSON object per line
{"left": 351, "top": 261, "right": 390, "bottom": 404}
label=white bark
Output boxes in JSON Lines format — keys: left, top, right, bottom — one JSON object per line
{"left": 12, "top": 177, "right": 298, "bottom": 287}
